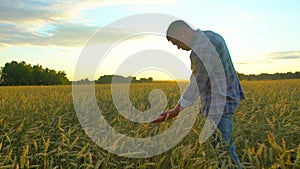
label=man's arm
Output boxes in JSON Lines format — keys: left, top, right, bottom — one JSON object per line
{"left": 152, "top": 61, "right": 206, "bottom": 123}
{"left": 152, "top": 103, "right": 183, "bottom": 123}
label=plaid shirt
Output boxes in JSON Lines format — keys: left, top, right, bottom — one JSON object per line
{"left": 178, "top": 30, "right": 245, "bottom": 115}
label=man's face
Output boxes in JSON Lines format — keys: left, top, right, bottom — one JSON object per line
{"left": 169, "top": 38, "right": 191, "bottom": 51}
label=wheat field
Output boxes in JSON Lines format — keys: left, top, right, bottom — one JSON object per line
{"left": 0, "top": 80, "right": 299, "bottom": 169}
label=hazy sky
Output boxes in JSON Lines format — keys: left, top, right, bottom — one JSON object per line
{"left": 0, "top": 0, "right": 299, "bottom": 80}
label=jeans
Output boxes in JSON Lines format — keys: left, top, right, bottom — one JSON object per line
{"left": 211, "top": 113, "right": 242, "bottom": 169}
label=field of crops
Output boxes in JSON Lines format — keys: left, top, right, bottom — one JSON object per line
{"left": 0, "top": 80, "right": 299, "bottom": 169}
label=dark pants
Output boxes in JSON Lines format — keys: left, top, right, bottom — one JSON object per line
{"left": 211, "top": 113, "right": 242, "bottom": 168}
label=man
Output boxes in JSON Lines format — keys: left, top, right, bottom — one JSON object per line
{"left": 152, "top": 20, "right": 245, "bottom": 168}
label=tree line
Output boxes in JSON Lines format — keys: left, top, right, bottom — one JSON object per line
{"left": 0, "top": 61, "right": 69, "bottom": 85}
{"left": 237, "top": 72, "right": 300, "bottom": 81}
{"left": 1, "top": 61, "right": 299, "bottom": 86}
{"left": 97, "top": 75, "right": 153, "bottom": 84}
{"left": 74, "top": 75, "right": 153, "bottom": 84}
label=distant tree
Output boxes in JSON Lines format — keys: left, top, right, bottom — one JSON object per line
{"left": 97, "top": 75, "right": 133, "bottom": 84}
{"left": 295, "top": 72, "right": 300, "bottom": 78}
{"left": 32, "top": 65, "right": 44, "bottom": 85}
{"left": 74, "top": 78, "right": 91, "bottom": 85}
{"left": 237, "top": 72, "right": 300, "bottom": 81}
{"left": 1, "top": 61, "right": 32, "bottom": 85}
{"left": 97, "top": 75, "right": 113, "bottom": 84}
{"left": 1, "top": 61, "right": 70, "bottom": 86}
{"left": 140, "top": 77, "right": 153, "bottom": 82}
{"left": 0, "top": 67, "right": 3, "bottom": 85}
{"left": 96, "top": 75, "right": 153, "bottom": 84}
{"left": 57, "top": 71, "right": 69, "bottom": 85}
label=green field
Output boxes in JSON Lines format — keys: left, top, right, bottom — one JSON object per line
{"left": 0, "top": 80, "right": 299, "bottom": 168}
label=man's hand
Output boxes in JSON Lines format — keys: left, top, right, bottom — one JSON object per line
{"left": 152, "top": 104, "right": 183, "bottom": 123}
{"left": 151, "top": 110, "right": 179, "bottom": 123}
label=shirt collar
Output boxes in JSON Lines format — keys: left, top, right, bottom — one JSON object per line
{"left": 191, "top": 29, "right": 202, "bottom": 50}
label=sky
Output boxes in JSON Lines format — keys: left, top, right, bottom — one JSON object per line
{"left": 0, "top": 0, "right": 300, "bottom": 81}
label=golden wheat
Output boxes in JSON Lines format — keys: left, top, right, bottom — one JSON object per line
{"left": 0, "top": 80, "right": 299, "bottom": 168}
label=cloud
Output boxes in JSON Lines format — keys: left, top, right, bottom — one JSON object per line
{"left": 273, "top": 55, "right": 300, "bottom": 59}
{"left": 236, "top": 60, "right": 271, "bottom": 65}
{"left": 267, "top": 51, "right": 300, "bottom": 60}
{"left": 0, "top": 1, "right": 71, "bottom": 31}
{"left": 34, "top": 23, "right": 98, "bottom": 47}
{"left": 0, "top": 0, "right": 174, "bottom": 48}
{"left": 236, "top": 51, "right": 300, "bottom": 65}
{"left": 1, "top": 0, "right": 174, "bottom": 24}
{"left": 0, "top": 22, "right": 134, "bottom": 47}
{"left": 45, "top": 24, "right": 138, "bottom": 46}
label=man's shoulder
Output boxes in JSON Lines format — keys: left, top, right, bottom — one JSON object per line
{"left": 202, "top": 30, "right": 221, "bottom": 37}
{"left": 201, "top": 30, "right": 227, "bottom": 50}
{"left": 202, "top": 30, "right": 224, "bottom": 42}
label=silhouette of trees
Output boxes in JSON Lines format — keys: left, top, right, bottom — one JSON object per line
{"left": 139, "top": 77, "right": 153, "bottom": 82}
{"left": 96, "top": 75, "right": 153, "bottom": 84}
{"left": 0, "top": 61, "right": 69, "bottom": 85}
{"left": 237, "top": 72, "right": 300, "bottom": 81}
{"left": 1, "top": 60, "right": 298, "bottom": 86}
